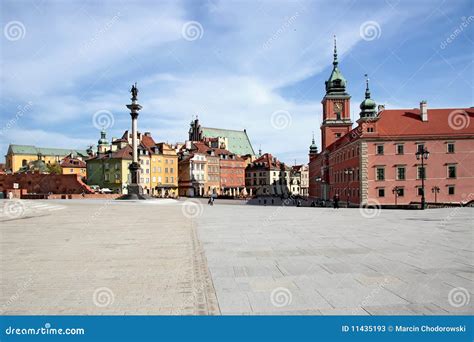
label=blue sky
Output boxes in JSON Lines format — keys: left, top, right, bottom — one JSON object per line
{"left": 0, "top": 0, "right": 472, "bottom": 164}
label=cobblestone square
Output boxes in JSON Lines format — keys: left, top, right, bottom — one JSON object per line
{"left": 1, "top": 199, "right": 472, "bottom": 315}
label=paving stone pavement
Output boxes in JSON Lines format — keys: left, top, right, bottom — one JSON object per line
{"left": 0, "top": 199, "right": 472, "bottom": 315}
{"left": 0, "top": 199, "right": 219, "bottom": 315}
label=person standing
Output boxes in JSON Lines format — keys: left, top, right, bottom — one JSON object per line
{"left": 333, "top": 194, "right": 340, "bottom": 209}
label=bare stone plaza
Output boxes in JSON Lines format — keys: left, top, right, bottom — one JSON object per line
{"left": 1, "top": 199, "right": 472, "bottom": 315}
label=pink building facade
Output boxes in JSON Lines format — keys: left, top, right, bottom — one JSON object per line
{"left": 308, "top": 38, "right": 474, "bottom": 206}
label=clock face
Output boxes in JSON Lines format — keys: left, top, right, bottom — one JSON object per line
{"left": 334, "top": 102, "right": 343, "bottom": 112}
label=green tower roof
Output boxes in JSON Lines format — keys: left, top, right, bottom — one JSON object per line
{"left": 325, "top": 36, "right": 347, "bottom": 95}
{"left": 98, "top": 129, "right": 109, "bottom": 146}
{"left": 309, "top": 132, "right": 318, "bottom": 154}
{"left": 359, "top": 74, "right": 377, "bottom": 119}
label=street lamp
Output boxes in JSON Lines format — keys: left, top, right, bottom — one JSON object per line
{"left": 415, "top": 147, "right": 429, "bottom": 209}
{"left": 344, "top": 168, "right": 353, "bottom": 208}
{"left": 392, "top": 186, "right": 402, "bottom": 206}
{"left": 431, "top": 186, "right": 440, "bottom": 204}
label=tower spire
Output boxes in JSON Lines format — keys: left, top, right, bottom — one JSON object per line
{"left": 325, "top": 35, "right": 347, "bottom": 95}
{"left": 309, "top": 131, "right": 318, "bottom": 155}
{"left": 359, "top": 73, "right": 377, "bottom": 120}
{"left": 364, "top": 73, "right": 371, "bottom": 99}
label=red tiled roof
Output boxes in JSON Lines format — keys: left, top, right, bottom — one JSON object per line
{"left": 141, "top": 135, "right": 157, "bottom": 149}
{"left": 251, "top": 153, "right": 288, "bottom": 170}
{"left": 324, "top": 107, "right": 474, "bottom": 153}
{"left": 112, "top": 145, "right": 133, "bottom": 159}
{"left": 192, "top": 142, "right": 213, "bottom": 154}
{"left": 60, "top": 156, "right": 86, "bottom": 168}
{"left": 189, "top": 142, "right": 244, "bottom": 160}
{"left": 374, "top": 108, "right": 474, "bottom": 137}
{"left": 88, "top": 145, "right": 133, "bottom": 161}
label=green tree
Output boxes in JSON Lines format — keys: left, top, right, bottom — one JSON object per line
{"left": 47, "top": 162, "right": 62, "bottom": 175}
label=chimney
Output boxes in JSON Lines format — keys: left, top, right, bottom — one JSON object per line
{"left": 185, "top": 140, "right": 192, "bottom": 150}
{"left": 420, "top": 100, "right": 428, "bottom": 121}
{"left": 145, "top": 132, "right": 151, "bottom": 137}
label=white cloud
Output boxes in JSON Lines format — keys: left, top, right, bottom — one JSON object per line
{"left": 1, "top": 0, "right": 431, "bottom": 164}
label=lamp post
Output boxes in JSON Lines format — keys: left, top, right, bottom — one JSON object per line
{"left": 432, "top": 186, "right": 440, "bottom": 204}
{"left": 392, "top": 186, "right": 401, "bottom": 206}
{"left": 344, "top": 168, "right": 353, "bottom": 208}
{"left": 415, "top": 147, "right": 429, "bottom": 209}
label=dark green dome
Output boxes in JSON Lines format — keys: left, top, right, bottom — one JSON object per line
{"left": 98, "top": 129, "right": 109, "bottom": 145}
{"left": 359, "top": 75, "right": 377, "bottom": 119}
{"left": 309, "top": 134, "right": 318, "bottom": 154}
{"left": 360, "top": 98, "right": 376, "bottom": 111}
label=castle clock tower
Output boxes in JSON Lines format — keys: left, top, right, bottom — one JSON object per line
{"left": 321, "top": 36, "right": 352, "bottom": 150}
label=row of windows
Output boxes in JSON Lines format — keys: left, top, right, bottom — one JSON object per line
{"left": 331, "top": 147, "right": 360, "bottom": 164}
{"left": 151, "top": 158, "right": 174, "bottom": 164}
{"left": 246, "top": 171, "right": 290, "bottom": 177}
{"left": 377, "top": 185, "right": 456, "bottom": 197}
{"left": 333, "top": 169, "right": 360, "bottom": 183}
{"left": 151, "top": 176, "right": 174, "bottom": 183}
{"left": 252, "top": 179, "right": 290, "bottom": 186}
{"left": 222, "top": 169, "right": 244, "bottom": 175}
{"left": 151, "top": 167, "right": 174, "bottom": 173}
{"left": 375, "top": 165, "right": 457, "bottom": 181}
{"left": 376, "top": 142, "right": 456, "bottom": 155}
{"left": 331, "top": 188, "right": 359, "bottom": 197}
{"left": 208, "top": 175, "right": 219, "bottom": 182}
{"left": 191, "top": 163, "right": 205, "bottom": 170}
{"left": 331, "top": 142, "right": 457, "bottom": 164}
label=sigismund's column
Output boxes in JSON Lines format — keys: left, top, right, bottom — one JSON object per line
{"left": 126, "top": 82, "right": 143, "bottom": 197}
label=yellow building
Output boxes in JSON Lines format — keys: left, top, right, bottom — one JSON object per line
{"left": 60, "top": 153, "right": 87, "bottom": 178}
{"left": 149, "top": 143, "right": 178, "bottom": 197}
{"left": 120, "top": 131, "right": 178, "bottom": 197}
{"left": 5, "top": 144, "right": 89, "bottom": 173}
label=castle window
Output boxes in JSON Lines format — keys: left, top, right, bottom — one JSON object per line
{"left": 416, "top": 143, "right": 425, "bottom": 153}
{"left": 448, "top": 185, "right": 455, "bottom": 195}
{"left": 396, "top": 166, "right": 406, "bottom": 180}
{"left": 378, "top": 188, "right": 385, "bottom": 197}
{"left": 376, "top": 145, "right": 384, "bottom": 155}
{"left": 447, "top": 165, "right": 457, "bottom": 179}
{"left": 396, "top": 144, "right": 404, "bottom": 155}
{"left": 397, "top": 188, "right": 405, "bottom": 197}
{"left": 376, "top": 167, "right": 385, "bottom": 181}
{"left": 447, "top": 143, "right": 455, "bottom": 153}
